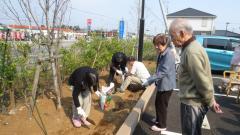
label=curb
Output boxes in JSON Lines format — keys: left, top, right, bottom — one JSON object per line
{"left": 116, "top": 84, "right": 155, "bottom": 135}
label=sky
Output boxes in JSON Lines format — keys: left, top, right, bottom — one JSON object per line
{"left": 0, "top": 0, "right": 240, "bottom": 35}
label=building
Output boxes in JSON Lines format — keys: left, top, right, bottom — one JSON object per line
{"left": 167, "top": 8, "right": 216, "bottom": 35}
{"left": 6, "top": 24, "right": 82, "bottom": 40}
{"left": 214, "top": 30, "right": 240, "bottom": 38}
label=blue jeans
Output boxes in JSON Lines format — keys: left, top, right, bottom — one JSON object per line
{"left": 180, "top": 103, "right": 209, "bottom": 135}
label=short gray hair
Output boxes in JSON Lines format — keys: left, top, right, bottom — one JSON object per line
{"left": 169, "top": 18, "right": 193, "bottom": 35}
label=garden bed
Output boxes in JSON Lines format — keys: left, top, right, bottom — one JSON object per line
{"left": 0, "top": 61, "right": 156, "bottom": 135}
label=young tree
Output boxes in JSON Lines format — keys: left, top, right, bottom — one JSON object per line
{"left": 1, "top": 0, "right": 71, "bottom": 109}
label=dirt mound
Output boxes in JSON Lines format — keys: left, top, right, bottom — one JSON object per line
{"left": 0, "top": 73, "right": 143, "bottom": 135}
{"left": 0, "top": 61, "right": 155, "bottom": 135}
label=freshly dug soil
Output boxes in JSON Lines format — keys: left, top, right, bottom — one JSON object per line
{"left": 0, "top": 61, "right": 155, "bottom": 135}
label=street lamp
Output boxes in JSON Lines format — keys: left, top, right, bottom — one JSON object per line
{"left": 225, "top": 22, "right": 230, "bottom": 36}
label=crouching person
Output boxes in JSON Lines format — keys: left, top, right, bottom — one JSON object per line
{"left": 108, "top": 52, "right": 128, "bottom": 86}
{"left": 116, "top": 56, "right": 150, "bottom": 93}
{"left": 68, "top": 66, "right": 102, "bottom": 128}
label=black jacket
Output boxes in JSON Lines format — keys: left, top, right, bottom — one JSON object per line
{"left": 111, "top": 52, "right": 127, "bottom": 73}
{"left": 69, "top": 66, "right": 99, "bottom": 108}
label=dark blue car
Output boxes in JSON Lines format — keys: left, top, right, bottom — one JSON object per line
{"left": 196, "top": 35, "right": 240, "bottom": 71}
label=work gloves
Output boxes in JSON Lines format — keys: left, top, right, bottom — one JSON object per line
{"left": 95, "top": 90, "right": 102, "bottom": 97}
{"left": 77, "top": 107, "right": 87, "bottom": 118}
{"left": 116, "top": 70, "right": 123, "bottom": 75}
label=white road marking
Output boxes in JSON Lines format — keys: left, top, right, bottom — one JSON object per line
{"left": 214, "top": 93, "right": 238, "bottom": 99}
{"left": 173, "top": 89, "right": 180, "bottom": 91}
{"left": 173, "top": 89, "right": 238, "bottom": 99}
{"left": 212, "top": 77, "right": 224, "bottom": 79}
{"left": 202, "top": 116, "right": 211, "bottom": 129}
{"left": 161, "top": 131, "right": 182, "bottom": 135}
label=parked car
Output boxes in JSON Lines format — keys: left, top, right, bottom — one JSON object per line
{"left": 196, "top": 35, "right": 240, "bottom": 71}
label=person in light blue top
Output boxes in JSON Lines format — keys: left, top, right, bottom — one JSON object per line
{"left": 143, "top": 34, "right": 176, "bottom": 132}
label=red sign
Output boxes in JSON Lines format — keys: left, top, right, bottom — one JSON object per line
{"left": 87, "top": 19, "right": 92, "bottom": 26}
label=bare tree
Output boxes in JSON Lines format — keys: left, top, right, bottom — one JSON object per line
{"left": 1, "top": 0, "right": 71, "bottom": 110}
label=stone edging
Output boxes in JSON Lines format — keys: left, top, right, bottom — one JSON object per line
{"left": 116, "top": 84, "right": 155, "bottom": 135}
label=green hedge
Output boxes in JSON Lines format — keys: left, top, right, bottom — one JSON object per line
{"left": 0, "top": 37, "right": 156, "bottom": 109}
{"left": 60, "top": 37, "right": 156, "bottom": 77}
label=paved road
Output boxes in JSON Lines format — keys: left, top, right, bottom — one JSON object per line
{"left": 134, "top": 77, "right": 240, "bottom": 135}
{"left": 59, "top": 40, "right": 76, "bottom": 48}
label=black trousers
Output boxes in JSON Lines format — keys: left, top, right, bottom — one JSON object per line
{"left": 107, "top": 66, "right": 117, "bottom": 85}
{"left": 155, "top": 90, "right": 173, "bottom": 128}
{"left": 180, "top": 103, "right": 208, "bottom": 135}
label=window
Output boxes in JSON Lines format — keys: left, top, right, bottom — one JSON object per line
{"left": 230, "top": 40, "right": 240, "bottom": 51}
{"left": 202, "top": 18, "right": 207, "bottom": 27}
{"left": 205, "top": 38, "right": 228, "bottom": 50}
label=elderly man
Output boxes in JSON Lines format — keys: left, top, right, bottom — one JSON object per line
{"left": 169, "top": 19, "right": 223, "bottom": 135}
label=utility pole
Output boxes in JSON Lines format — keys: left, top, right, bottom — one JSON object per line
{"left": 137, "top": 0, "right": 145, "bottom": 62}
{"left": 158, "top": 0, "right": 169, "bottom": 33}
{"left": 132, "top": 0, "right": 141, "bottom": 58}
{"left": 136, "top": 0, "right": 141, "bottom": 57}
{"left": 225, "top": 22, "right": 230, "bottom": 36}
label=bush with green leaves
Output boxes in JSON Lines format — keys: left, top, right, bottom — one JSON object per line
{"left": 0, "top": 36, "right": 156, "bottom": 111}
{"left": 143, "top": 40, "right": 156, "bottom": 60}
{"left": 0, "top": 41, "right": 34, "bottom": 110}
{"left": 60, "top": 37, "right": 155, "bottom": 79}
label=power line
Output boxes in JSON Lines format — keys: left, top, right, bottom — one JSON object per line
{"left": 70, "top": 7, "right": 119, "bottom": 21}
{"left": 69, "top": 6, "right": 139, "bottom": 32}
{"left": 145, "top": 6, "right": 162, "bottom": 21}
{"left": 0, "top": 17, "right": 28, "bottom": 21}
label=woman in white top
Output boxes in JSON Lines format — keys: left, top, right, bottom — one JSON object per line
{"left": 116, "top": 56, "right": 150, "bottom": 93}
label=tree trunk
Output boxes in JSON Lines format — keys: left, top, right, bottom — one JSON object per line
{"left": 56, "top": 58, "right": 62, "bottom": 98}
{"left": 50, "top": 47, "right": 62, "bottom": 109}
{"left": 9, "top": 87, "right": 16, "bottom": 114}
{"left": 1, "top": 86, "right": 7, "bottom": 114}
{"left": 92, "top": 41, "right": 102, "bottom": 68}
{"left": 55, "top": 37, "right": 62, "bottom": 98}
{"left": 30, "top": 64, "right": 41, "bottom": 113}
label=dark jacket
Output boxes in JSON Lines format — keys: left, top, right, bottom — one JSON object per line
{"left": 147, "top": 47, "right": 176, "bottom": 91}
{"left": 111, "top": 52, "right": 127, "bottom": 73}
{"left": 69, "top": 66, "right": 99, "bottom": 108}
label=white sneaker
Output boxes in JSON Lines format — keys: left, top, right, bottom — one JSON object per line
{"left": 231, "top": 86, "right": 239, "bottom": 91}
{"left": 151, "top": 118, "right": 159, "bottom": 124}
{"left": 150, "top": 125, "right": 166, "bottom": 132}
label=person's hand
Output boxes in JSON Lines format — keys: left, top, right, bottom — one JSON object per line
{"left": 109, "top": 82, "right": 114, "bottom": 88}
{"left": 121, "top": 72, "right": 126, "bottom": 81}
{"left": 211, "top": 100, "right": 223, "bottom": 114}
{"left": 125, "top": 67, "right": 129, "bottom": 73}
{"left": 95, "top": 90, "right": 102, "bottom": 97}
{"left": 68, "top": 85, "right": 73, "bottom": 91}
{"left": 142, "top": 81, "right": 150, "bottom": 87}
{"left": 125, "top": 73, "right": 132, "bottom": 77}
{"left": 77, "top": 107, "right": 87, "bottom": 117}
{"left": 116, "top": 70, "right": 123, "bottom": 75}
